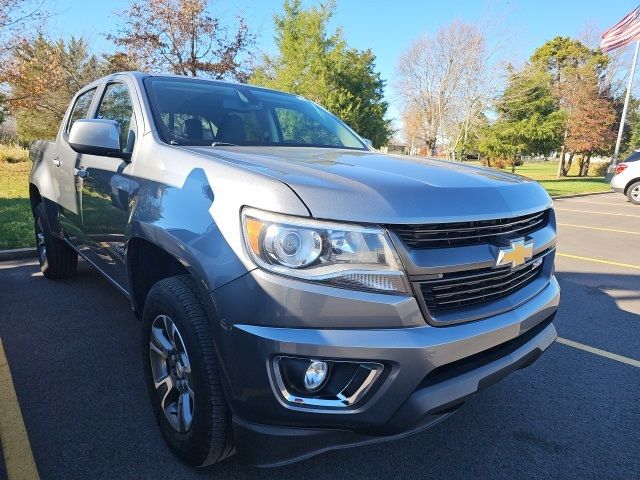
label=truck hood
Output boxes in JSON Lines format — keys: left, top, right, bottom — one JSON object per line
{"left": 182, "top": 146, "right": 552, "bottom": 224}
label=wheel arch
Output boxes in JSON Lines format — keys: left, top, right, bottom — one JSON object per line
{"left": 127, "top": 236, "right": 194, "bottom": 319}
{"left": 29, "top": 182, "right": 63, "bottom": 236}
{"left": 29, "top": 183, "right": 41, "bottom": 217}
{"left": 127, "top": 235, "right": 236, "bottom": 414}
{"left": 624, "top": 177, "right": 640, "bottom": 194}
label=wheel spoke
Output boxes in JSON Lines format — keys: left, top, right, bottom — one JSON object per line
{"left": 178, "top": 353, "right": 191, "bottom": 373}
{"left": 155, "top": 373, "right": 174, "bottom": 410}
{"left": 163, "top": 315, "right": 177, "bottom": 348}
{"left": 150, "top": 327, "right": 172, "bottom": 358}
{"left": 177, "top": 392, "right": 193, "bottom": 431}
{"left": 187, "top": 385, "right": 195, "bottom": 404}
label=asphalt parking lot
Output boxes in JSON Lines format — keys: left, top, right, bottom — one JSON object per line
{"left": 0, "top": 192, "right": 639, "bottom": 480}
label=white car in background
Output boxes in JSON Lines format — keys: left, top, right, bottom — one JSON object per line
{"left": 611, "top": 153, "right": 640, "bottom": 204}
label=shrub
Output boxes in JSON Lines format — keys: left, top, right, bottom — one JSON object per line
{"left": 492, "top": 158, "right": 507, "bottom": 169}
{"left": 588, "top": 162, "right": 609, "bottom": 177}
{"left": 0, "top": 144, "right": 29, "bottom": 163}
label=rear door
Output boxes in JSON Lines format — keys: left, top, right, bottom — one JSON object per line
{"left": 75, "top": 81, "right": 139, "bottom": 288}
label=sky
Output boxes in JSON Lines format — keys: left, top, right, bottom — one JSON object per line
{"left": 47, "top": 0, "right": 640, "bottom": 126}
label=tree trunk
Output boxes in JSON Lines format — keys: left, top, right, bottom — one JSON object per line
{"left": 581, "top": 153, "right": 591, "bottom": 177}
{"left": 426, "top": 139, "right": 436, "bottom": 156}
{"left": 556, "top": 146, "right": 566, "bottom": 178}
{"left": 576, "top": 154, "right": 585, "bottom": 176}
{"left": 556, "top": 127, "right": 569, "bottom": 178}
{"left": 564, "top": 153, "right": 574, "bottom": 176}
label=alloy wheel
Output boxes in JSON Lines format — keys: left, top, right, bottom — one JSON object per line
{"left": 35, "top": 216, "right": 46, "bottom": 265}
{"left": 631, "top": 185, "right": 640, "bottom": 202}
{"left": 149, "top": 315, "right": 195, "bottom": 433}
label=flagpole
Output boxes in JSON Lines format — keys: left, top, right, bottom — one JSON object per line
{"left": 612, "top": 40, "right": 640, "bottom": 167}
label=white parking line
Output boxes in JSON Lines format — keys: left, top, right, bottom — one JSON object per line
{"left": 554, "top": 208, "right": 639, "bottom": 218}
{"left": 557, "top": 223, "right": 640, "bottom": 235}
{"left": 557, "top": 253, "right": 640, "bottom": 270}
{"left": 556, "top": 337, "right": 640, "bottom": 368}
{"left": 556, "top": 200, "right": 633, "bottom": 207}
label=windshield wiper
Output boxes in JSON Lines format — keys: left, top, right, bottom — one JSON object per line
{"left": 211, "top": 142, "right": 237, "bottom": 146}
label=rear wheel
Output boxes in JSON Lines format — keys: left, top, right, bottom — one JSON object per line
{"left": 34, "top": 203, "right": 77, "bottom": 279}
{"left": 142, "top": 275, "right": 234, "bottom": 467}
{"left": 627, "top": 181, "right": 640, "bottom": 205}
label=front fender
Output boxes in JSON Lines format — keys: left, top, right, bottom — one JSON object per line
{"left": 126, "top": 141, "right": 310, "bottom": 294}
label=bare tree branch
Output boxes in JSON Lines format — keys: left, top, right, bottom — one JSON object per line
{"left": 107, "top": 0, "right": 255, "bottom": 80}
{"left": 395, "top": 20, "right": 506, "bottom": 159}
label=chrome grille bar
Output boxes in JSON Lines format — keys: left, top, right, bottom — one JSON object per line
{"left": 391, "top": 210, "right": 549, "bottom": 249}
{"left": 419, "top": 251, "right": 549, "bottom": 311}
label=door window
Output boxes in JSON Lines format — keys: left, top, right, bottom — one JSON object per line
{"left": 96, "top": 83, "right": 137, "bottom": 152}
{"left": 66, "top": 88, "right": 96, "bottom": 133}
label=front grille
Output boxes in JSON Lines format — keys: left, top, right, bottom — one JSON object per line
{"left": 391, "top": 209, "right": 549, "bottom": 249}
{"left": 419, "top": 251, "right": 547, "bottom": 312}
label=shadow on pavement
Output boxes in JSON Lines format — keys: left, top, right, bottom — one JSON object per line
{"left": 0, "top": 261, "right": 638, "bottom": 480}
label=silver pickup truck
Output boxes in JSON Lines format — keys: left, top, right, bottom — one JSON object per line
{"left": 29, "top": 72, "right": 559, "bottom": 468}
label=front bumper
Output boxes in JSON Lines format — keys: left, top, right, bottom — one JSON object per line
{"left": 212, "top": 272, "right": 560, "bottom": 466}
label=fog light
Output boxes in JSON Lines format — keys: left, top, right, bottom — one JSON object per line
{"left": 304, "top": 361, "right": 328, "bottom": 391}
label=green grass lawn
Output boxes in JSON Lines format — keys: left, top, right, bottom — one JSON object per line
{"left": 508, "top": 161, "right": 610, "bottom": 196}
{"left": 536, "top": 177, "right": 610, "bottom": 196}
{"left": 0, "top": 157, "right": 611, "bottom": 250}
{"left": 0, "top": 162, "right": 33, "bottom": 250}
{"left": 466, "top": 159, "right": 611, "bottom": 196}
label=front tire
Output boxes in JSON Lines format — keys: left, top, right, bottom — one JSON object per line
{"left": 627, "top": 181, "right": 640, "bottom": 205}
{"left": 34, "top": 202, "right": 77, "bottom": 279}
{"left": 142, "top": 275, "right": 234, "bottom": 467}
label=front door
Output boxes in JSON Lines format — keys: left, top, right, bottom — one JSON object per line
{"left": 76, "top": 82, "right": 138, "bottom": 288}
{"left": 54, "top": 87, "right": 98, "bottom": 246}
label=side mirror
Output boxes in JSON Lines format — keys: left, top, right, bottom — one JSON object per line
{"left": 362, "top": 138, "right": 374, "bottom": 150}
{"left": 68, "top": 119, "right": 123, "bottom": 157}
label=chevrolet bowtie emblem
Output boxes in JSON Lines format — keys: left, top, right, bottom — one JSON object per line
{"left": 496, "top": 238, "right": 534, "bottom": 268}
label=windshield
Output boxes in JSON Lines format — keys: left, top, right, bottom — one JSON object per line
{"left": 143, "top": 77, "right": 366, "bottom": 150}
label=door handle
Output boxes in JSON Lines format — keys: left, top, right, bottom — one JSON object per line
{"left": 74, "top": 167, "right": 89, "bottom": 179}
{"left": 52, "top": 158, "right": 60, "bottom": 167}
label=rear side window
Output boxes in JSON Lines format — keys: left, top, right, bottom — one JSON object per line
{"left": 96, "top": 83, "right": 136, "bottom": 152}
{"left": 66, "top": 88, "right": 96, "bottom": 133}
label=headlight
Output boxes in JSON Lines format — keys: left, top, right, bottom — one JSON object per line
{"left": 241, "top": 208, "right": 409, "bottom": 294}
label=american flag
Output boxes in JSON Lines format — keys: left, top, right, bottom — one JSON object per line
{"left": 601, "top": 6, "right": 640, "bottom": 52}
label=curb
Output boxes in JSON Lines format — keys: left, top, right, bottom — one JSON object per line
{"left": 551, "top": 191, "right": 613, "bottom": 199}
{"left": 0, "top": 248, "right": 37, "bottom": 261}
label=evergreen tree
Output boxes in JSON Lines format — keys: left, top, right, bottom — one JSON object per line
{"left": 252, "top": 0, "right": 392, "bottom": 147}
{"left": 531, "top": 36, "right": 609, "bottom": 176}
{"left": 477, "top": 65, "right": 565, "bottom": 172}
